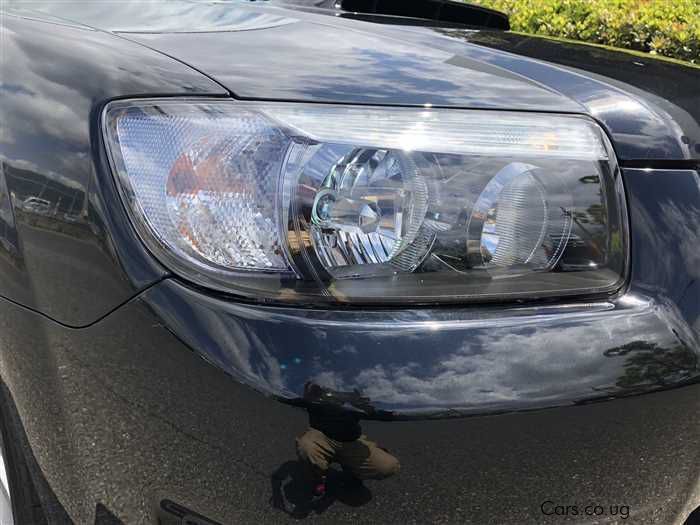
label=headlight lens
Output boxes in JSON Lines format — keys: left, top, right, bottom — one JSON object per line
{"left": 104, "top": 99, "right": 627, "bottom": 304}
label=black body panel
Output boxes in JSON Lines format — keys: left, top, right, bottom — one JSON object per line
{"left": 18, "top": 1, "right": 700, "bottom": 162}
{"left": 128, "top": 22, "right": 581, "bottom": 110}
{"left": 1, "top": 292, "right": 699, "bottom": 524}
{"left": 129, "top": 22, "right": 700, "bottom": 162}
{"left": 0, "top": 13, "right": 226, "bottom": 326}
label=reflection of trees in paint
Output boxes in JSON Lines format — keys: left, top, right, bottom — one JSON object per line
{"left": 603, "top": 340, "right": 697, "bottom": 390}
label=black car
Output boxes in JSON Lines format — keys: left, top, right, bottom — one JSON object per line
{"left": 0, "top": 1, "right": 699, "bottom": 524}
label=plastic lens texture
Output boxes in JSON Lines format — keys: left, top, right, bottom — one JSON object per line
{"left": 104, "top": 100, "right": 627, "bottom": 304}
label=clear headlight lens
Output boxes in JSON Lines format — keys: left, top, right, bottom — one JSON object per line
{"left": 103, "top": 99, "right": 627, "bottom": 304}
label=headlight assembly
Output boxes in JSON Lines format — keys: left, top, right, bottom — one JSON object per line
{"left": 103, "top": 99, "right": 627, "bottom": 304}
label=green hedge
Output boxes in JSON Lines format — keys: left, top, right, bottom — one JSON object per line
{"left": 470, "top": 0, "right": 700, "bottom": 64}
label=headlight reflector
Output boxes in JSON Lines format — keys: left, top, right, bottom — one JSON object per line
{"left": 468, "top": 162, "right": 573, "bottom": 271}
{"left": 104, "top": 99, "right": 627, "bottom": 304}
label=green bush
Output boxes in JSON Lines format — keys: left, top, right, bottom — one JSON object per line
{"left": 470, "top": 0, "right": 700, "bottom": 64}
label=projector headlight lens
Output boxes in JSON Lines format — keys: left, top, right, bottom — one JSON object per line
{"left": 309, "top": 148, "right": 430, "bottom": 275}
{"left": 104, "top": 100, "right": 627, "bottom": 304}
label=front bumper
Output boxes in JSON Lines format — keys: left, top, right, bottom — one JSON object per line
{"left": 1, "top": 282, "right": 699, "bottom": 524}
{"left": 146, "top": 280, "right": 698, "bottom": 418}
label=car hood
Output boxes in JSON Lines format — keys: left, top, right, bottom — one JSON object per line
{"left": 21, "top": 0, "right": 700, "bottom": 161}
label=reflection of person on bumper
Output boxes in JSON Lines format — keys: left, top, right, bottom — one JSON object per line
{"left": 296, "top": 382, "right": 400, "bottom": 498}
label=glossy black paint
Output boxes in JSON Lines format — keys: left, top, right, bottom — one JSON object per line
{"left": 128, "top": 22, "right": 582, "bottom": 109}
{"left": 1, "top": 290, "right": 699, "bottom": 524}
{"left": 1, "top": 286, "right": 698, "bottom": 524}
{"left": 145, "top": 280, "right": 699, "bottom": 416}
{"left": 20, "top": 1, "right": 700, "bottom": 161}
{"left": 0, "top": 12, "right": 226, "bottom": 326}
{"left": 0, "top": 1, "right": 699, "bottom": 524}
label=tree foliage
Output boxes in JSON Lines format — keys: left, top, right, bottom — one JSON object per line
{"left": 471, "top": 0, "right": 700, "bottom": 64}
